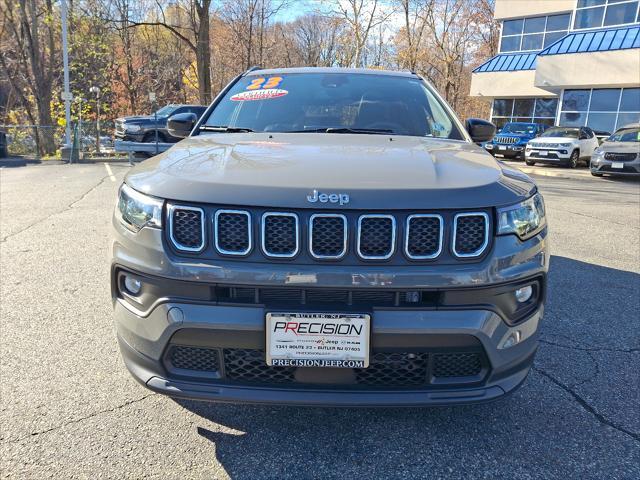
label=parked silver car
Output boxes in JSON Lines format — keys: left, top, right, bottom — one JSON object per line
{"left": 111, "top": 67, "right": 549, "bottom": 406}
{"left": 590, "top": 124, "right": 640, "bottom": 177}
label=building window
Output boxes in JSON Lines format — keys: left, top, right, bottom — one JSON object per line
{"left": 500, "top": 13, "right": 571, "bottom": 52}
{"left": 491, "top": 98, "right": 559, "bottom": 128}
{"left": 573, "top": 0, "right": 640, "bottom": 30}
{"left": 560, "top": 87, "right": 640, "bottom": 133}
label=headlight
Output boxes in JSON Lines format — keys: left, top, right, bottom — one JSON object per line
{"left": 559, "top": 142, "right": 572, "bottom": 148}
{"left": 126, "top": 125, "right": 142, "bottom": 133}
{"left": 116, "top": 184, "right": 163, "bottom": 232}
{"left": 498, "top": 193, "right": 546, "bottom": 240}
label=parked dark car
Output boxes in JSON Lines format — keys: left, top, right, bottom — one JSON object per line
{"left": 114, "top": 105, "right": 207, "bottom": 143}
{"left": 484, "top": 122, "right": 548, "bottom": 160}
{"left": 593, "top": 130, "right": 611, "bottom": 145}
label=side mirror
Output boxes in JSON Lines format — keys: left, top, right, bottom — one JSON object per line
{"left": 167, "top": 112, "right": 197, "bottom": 138}
{"left": 465, "top": 118, "right": 496, "bottom": 144}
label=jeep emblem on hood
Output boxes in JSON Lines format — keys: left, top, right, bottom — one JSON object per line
{"left": 307, "top": 189, "right": 350, "bottom": 205}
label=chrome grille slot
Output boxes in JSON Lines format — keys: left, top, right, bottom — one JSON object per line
{"left": 215, "top": 210, "right": 252, "bottom": 255}
{"left": 262, "top": 212, "right": 299, "bottom": 258}
{"left": 405, "top": 214, "right": 442, "bottom": 259}
{"left": 168, "top": 205, "right": 205, "bottom": 252}
{"left": 357, "top": 214, "right": 396, "bottom": 260}
{"left": 309, "top": 214, "right": 347, "bottom": 259}
{"left": 453, "top": 213, "right": 489, "bottom": 258}
{"left": 496, "top": 136, "right": 518, "bottom": 144}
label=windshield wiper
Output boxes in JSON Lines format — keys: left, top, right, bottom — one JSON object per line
{"left": 282, "top": 127, "right": 394, "bottom": 134}
{"left": 200, "top": 125, "right": 254, "bottom": 133}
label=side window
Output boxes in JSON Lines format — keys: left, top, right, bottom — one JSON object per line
{"left": 173, "top": 107, "right": 186, "bottom": 115}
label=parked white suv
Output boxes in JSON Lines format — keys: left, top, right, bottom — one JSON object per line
{"left": 525, "top": 126, "right": 600, "bottom": 168}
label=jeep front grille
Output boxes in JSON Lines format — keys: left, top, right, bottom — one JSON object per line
{"left": 262, "top": 212, "right": 299, "bottom": 257}
{"left": 168, "top": 205, "right": 205, "bottom": 252}
{"left": 167, "top": 207, "right": 492, "bottom": 262}
{"left": 214, "top": 210, "right": 252, "bottom": 255}
{"left": 452, "top": 213, "right": 489, "bottom": 258}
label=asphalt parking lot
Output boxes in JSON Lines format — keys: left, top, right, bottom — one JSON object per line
{"left": 1, "top": 161, "right": 638, "bottom": 479}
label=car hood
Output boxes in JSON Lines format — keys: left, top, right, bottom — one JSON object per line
{"left": 599, "top": 142, "right": 640, "bottom": 153}
{"left": 116, "top": 116, "right": 158, "bottom": 124}
{"left": 125, "top": 133, "right": 536, "bottom": 210}
{"left": 531, "top": 137, "right": 576, "bottom": 144}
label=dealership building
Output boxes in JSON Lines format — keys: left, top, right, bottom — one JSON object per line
{"left": 470, "top": 0, "right": 640, "bottom": 133}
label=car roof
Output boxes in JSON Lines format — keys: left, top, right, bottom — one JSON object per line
{"left": 616, "top": 123, "right": 640, "bottom": 131}
{"left": 245, "top": 67, "right": 417, "bottom": 78}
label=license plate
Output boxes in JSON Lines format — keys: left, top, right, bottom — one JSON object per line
{"left": 266, "top": 312, "right": 370, "bottom": 368}
{"left": 499, "top": 146, "right": 507, "bottom": 150}
{"left": 612, "top": 162, "right": 624, "bottom": 169}
{"left": 538, "top": 151, "right": 548, "bottom": 156}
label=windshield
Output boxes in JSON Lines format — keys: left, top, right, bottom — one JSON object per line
{"left": 154, "top": 105, "right": 178, "bottom": 117}
{"left": 501, "top": 123, "right": 536, "bottom": 134}
{"left": 608, "top": 128, "right": 640, "bottom": 142}
{"left": 541, "top": 127, "right": 579, "bottom": 138}
{"left": 202, "top": 73, "right": 464, "bottom": 139}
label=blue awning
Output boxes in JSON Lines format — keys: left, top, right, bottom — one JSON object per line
{"left": 473, "top": 52, "right": 538, "bottom": 73}
{"left": 539, "top": 25, "right": 640, "bottom": 56}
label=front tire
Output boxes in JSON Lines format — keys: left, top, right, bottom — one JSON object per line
{"left": 525, "top": 159, "right": 536, "bottom": 166}
{"left": 566, "top": 150, "right": 579, "bottom": 168}
{"left": 591, "top": 171, "right": 603, "bottom": 177}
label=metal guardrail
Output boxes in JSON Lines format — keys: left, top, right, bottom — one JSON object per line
{"left": 115, "top": 140, "right": 173, "bottom": 164}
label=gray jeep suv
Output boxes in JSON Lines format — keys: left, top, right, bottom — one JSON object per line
{"left": 112, "top": 68, "right": 549, "bottom": 406}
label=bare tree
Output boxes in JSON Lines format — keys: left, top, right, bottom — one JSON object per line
{"left": 394, "top": 0, "right": 433, "bottom": 71}
{"left": 0, "top": 0, "right": 58, "bottom": 154}
{"left": 118, "top": 0, "right": 213, "bottom": 104}
{"left": 326, "top": 0, "right": 392, "bottom": 68}
{"left": 222, "top": 0, "right": 288, "bottom": 70}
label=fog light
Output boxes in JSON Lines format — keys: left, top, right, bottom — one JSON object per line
{"left": 124, "top": 275, "right": 142, "bottom": 295}
{"left": 515, "top": 285, "right": 533, "bottom": 303}
{"left": 502, "top": 330, "right": 522, "bottom": 349}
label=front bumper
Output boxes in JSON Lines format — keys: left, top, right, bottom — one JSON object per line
{"left": 485, "top": 144, "right": 526, "bottom": 158}
{"left": 591, "top": 158, "right": 640, "bottom": 176}
{"left": 525, "top": 149, "right": 571, "bottom": 162}
{"left": 112, "top": 216, "right": 549, "bottom": 406}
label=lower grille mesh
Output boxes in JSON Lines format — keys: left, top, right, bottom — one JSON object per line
{"left": 224, "top": 348, "right": 294, "bottom": 383}
{"left": 433, "top": 353, "right": 482, "bottom": 377}
{"left": 168, "top": 345, "right": 219, "bottom": 372}
{"left": 164, "top": 346, "right": 486, "bottom": 387}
